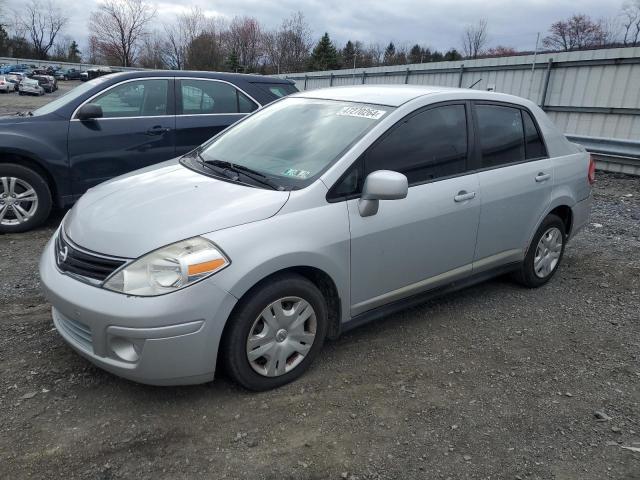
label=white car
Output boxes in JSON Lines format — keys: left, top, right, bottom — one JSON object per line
{"left": 19, "top": 78, "right": 44, "bottom": 96}
{"left": 0, "top": 76, "right": 16, "bottom": 93}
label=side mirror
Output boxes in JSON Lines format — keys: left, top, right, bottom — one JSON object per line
{"left": 358, "top": 170, "right": 408, "bottom": 217}
{"left": 76, "top": 103, "right": 103, "bottom": 121}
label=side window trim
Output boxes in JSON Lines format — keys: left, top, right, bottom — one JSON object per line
{"left": 176, "top": 78, "right": 260, "bottom": 116}
{"left": 327, "top": 101, "right": 472, "bottom": 202}
{"left": 71, "top": 77, "right": 174, "bottom": 120}
{"left": 469, "top": 100, "right": 549, "bottom": 173}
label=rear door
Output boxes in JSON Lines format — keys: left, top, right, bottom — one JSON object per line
{"left": 68, "top": 78, "right": 175, "bottom": 195}
{"left": 174, "top": 78, "right": 259, "bottom": 156}
{"left": 472, "top": 102, "right": 552, "bottom": 272}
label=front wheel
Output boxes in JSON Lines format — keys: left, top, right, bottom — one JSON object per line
{"left": 513, "top": 214, "right": 566, "bottom": 288}
{"left": 0, "top": 164, "right": 52, "bottom": 233}
{"left": 222, "top": 273, "right": 328, "bottom": 391}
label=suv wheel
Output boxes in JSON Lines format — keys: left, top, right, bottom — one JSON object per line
{"left": 514, "top": 213, "right": 566, "bottom": 288}
{"left": 222, "top": 273, "right": 328, "bottom": 391}
{"left": 0, "top": 164, "right": 52, "bottom": 233}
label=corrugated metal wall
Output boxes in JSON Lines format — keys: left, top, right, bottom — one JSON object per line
{"left": 278, "top": 47, "right": 640, "bottom": 141}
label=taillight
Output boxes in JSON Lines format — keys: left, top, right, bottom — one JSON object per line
{"left": 588, "top": 155, "right": 596, "bottom": 185}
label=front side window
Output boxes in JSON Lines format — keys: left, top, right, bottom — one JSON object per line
{"left": 476, "top": 105, "right": 525, "bottom": 168}
{"left": 364, "top": 104, "right": 468, "bottom": 185}
{"left": 179, "top": 79, "right": 258, "bottom": 115}
{"left": 91, "top": 79, "right": 169, "bottom": 118}
{"left": 194, "top": 98, "right": 392, "bottom": 189}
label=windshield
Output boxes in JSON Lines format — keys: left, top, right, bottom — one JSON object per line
{"left": 196, "top": 97, "right": 391, "bottom": 188}
{"left": 32, "top": 76, "right": 110, "bottom": 116}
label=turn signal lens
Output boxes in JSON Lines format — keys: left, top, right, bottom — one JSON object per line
{"left": 103, "top": 237, "right": 229, "bottom": 296}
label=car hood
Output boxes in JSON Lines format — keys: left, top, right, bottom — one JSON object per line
{"left": 64, "top": 160, "right": 290, "bottom": 258}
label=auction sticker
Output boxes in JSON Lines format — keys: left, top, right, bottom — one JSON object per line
{"left": 283, "top": 168, "right": 311, "bottom": 179}
{"left": 337, "top": 106, "right": 387, "bottom": 120}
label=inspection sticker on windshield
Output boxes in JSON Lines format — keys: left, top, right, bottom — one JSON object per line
{"left": 337, "top": 106, "right": 387, "bottom": 120}
{"left": 283, "top": 168, "right": 311, "bottom": 179}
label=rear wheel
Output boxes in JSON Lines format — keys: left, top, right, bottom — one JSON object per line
{"left": 222, "top": 273, "right": 328, "bottom": 391}
{"left": 0, "top": 164, "right": 52, "bottom": 233}
{"left": 513, "top": 214, "right": 566, "bottom": 288}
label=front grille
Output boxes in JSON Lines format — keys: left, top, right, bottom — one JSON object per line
{"left": 55, "top": 232, "right": 126, "bottom": 282}
{"left": 54, "top": 309, "right": 93, "bottom": 351}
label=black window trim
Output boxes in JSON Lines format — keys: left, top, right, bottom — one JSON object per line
{"left": 327, "top": 100, "right": 475, "bottom": 203}
{"left": 469, "top": 100, "right": 549, "bottom": 173}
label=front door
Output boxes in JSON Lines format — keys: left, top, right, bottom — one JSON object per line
{"left": 346, "top": 103, "right": 481, "bottom": 316}
{"left": 68, "top": 78, "right": 175, "bottom": 195}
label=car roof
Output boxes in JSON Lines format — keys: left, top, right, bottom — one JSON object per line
{"left": 292, "top": 84, "right": 521, "bottom": 107}
{"left": 105, "top": 70, "right": 295, "bottom": 85}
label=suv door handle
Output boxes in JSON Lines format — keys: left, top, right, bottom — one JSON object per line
{"left": 146, "top": 126, "right": 171, "bottom": 136}
{"left": 454, "top": 191, "right": 476, "bottom": 202}
{"left": 535, "top": 172, "right": 551, "bottom": 182}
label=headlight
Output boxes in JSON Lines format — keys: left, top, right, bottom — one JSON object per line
{"left": 103, "top": 237, "right": 229, "bottom": 296}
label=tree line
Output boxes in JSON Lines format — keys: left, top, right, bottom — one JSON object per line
{"left": 0, "top": 0, "right": 639, "bottom": 73}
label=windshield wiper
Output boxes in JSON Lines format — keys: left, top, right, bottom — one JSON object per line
{"left": 201, "top": 158, "right": 285, "bottom": 191}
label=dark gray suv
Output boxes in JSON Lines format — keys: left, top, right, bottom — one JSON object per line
{"left": 0, "top": 70, "right": 297, "bottom": 233}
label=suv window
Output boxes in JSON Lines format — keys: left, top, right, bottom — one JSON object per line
{"left": 180, "top": 79, "right": 258, "bottom": 115}
{"left": 522, "top": 110, "right": 546, "bottom": 159}
{"left": 364, "top": 104, "right": 468, "bottom": 185}
{"left": 251, "top": 82, "right": 298, "bottom": 98}
{"left": 91, "top": 79, "right": 169, "bottom": 118}
{"left": 476, "top": 104, "right": 526, "bottom": 168}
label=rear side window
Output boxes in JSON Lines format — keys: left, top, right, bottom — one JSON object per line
{"left": 179, "top": 79, "right": 258, "bottom": 115}
{"left": 364, "top": 104, "right": 468, "bottom": 185}
{"left": 476, "top": 105, "right": 525, "bottom": 168}
{"left": 251, "top": 82, "right": 298, "bottom": 98}
{"left": 522, "top": 110, "right": 546, "bottom": 159}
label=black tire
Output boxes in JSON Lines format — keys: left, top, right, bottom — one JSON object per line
{"left": 513, "top": 213, "right": 566, "bottom": 288}
{"left": 222, "top": 273, "right": 328, "bottom": 391}
{"left": 0, "top": 163, "right": 52, "bottom": 234}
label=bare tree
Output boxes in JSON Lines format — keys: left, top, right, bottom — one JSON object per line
{"left": 542, "top": 14, "right": 606, "bottom": 51}
{"left": 620, "top": 0, "right": 640, "bottom": 45}
{"left": 461, "top": 19, "right": 488, "bottom": 59}
{"left": 224, "top": 16, "right": 262, "bottom": 72}
{"left": 262, "top": 11, "right": 312, "bottom": 73}
{"left": 163, "top": 6, "right": 212, "bottom": 70}
{"left": 88, "top": 0, "right": 156, "bottom": 67}
{"left": 17, "top": 0, "right": 67, "bottom": 59}
{"left": 138, "top": 31, "right": 166, "bottom": 69}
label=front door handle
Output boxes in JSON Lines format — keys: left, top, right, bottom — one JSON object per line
{"left": 454, "top": 190, "right": 476, "bottom": 202}
{"left": 535, "top": 172, "right": 551, "bottom": 182}
{"left": 145, "top": 126, "right": 171, "bottom": 136}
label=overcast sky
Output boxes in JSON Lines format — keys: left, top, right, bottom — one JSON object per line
{"left": 4, "top": 0, "right": 623, "bottom": 53}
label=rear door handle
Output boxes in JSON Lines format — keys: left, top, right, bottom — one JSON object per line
{"left": 454, "top": 191, "right": 476, "bottom": 202}
{"left": 146, "top": 126, "right": 171, "bottom": 136}
{"left": 535, "top": 172, "right": 551, "bottom": 182}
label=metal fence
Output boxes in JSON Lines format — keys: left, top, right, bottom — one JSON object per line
{"left": 279, "top": 47, "right": 640, "bottom": 175}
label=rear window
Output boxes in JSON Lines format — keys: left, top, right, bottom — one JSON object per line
{"left": 251, "top": 82, "right": 298, "bottom": 98}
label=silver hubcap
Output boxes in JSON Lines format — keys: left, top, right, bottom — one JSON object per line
{"left": 246, "top": 296, "right": 317, "bottom": 377}
{"left": 534, "top": 227, "right": 563, "bottom": 278}
{"left": 0, "top": 176, "right": 38, "bottom": 226}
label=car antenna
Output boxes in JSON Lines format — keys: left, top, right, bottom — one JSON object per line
{"left": 467, "top": 78, "right": 482, "bottom": 89}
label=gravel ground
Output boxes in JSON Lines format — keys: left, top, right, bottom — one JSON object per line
{"left": 0, "top": 80, "right": 78, "bottom": 115}
{"left": 0, "top": 135, "right": 639, "bottom": 477}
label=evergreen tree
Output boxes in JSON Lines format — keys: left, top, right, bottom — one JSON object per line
{"left": 226, "top": 50, "right": 240, "bottom": 72}
{"left": 443, "top": 48, "right": 463, "bottom": 61}
{"left": 308, "top": 33, "right": 340, "bottom": 71}
{"left": 431, "top": 50, "right": 444, "bottom": 62}
{"left": 383, "top": 42, "right": 396, "bottom": 65}
{"left": 342, "top": 40, "right": 356, "bottom": 68}
{"left": 68, "top": 41, "right": 81, "bottom": 62}
{"left": 408, "top": 44, "right": 423, "bottom": 64}
{"left": 0, "top": 25, "right": 9, "bottom": 56}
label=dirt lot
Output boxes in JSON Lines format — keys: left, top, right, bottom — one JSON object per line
{"left": 0, "top": 80, "right": 78, "bottom": 116}
{"left": 0, "top": 89, "right": 639, "bottom": 479}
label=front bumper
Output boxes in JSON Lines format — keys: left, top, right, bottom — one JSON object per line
{"left": 39, "top": 235, "right": 238, "bottom": 385}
